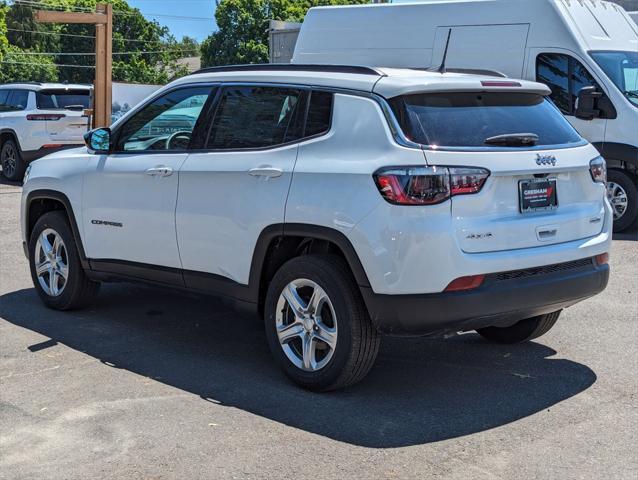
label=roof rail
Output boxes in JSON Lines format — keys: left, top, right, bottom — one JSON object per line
{"left": 191, "top": 64, "right": 384, "bottom": 76}
{"left": 445, "top": 68, "right": 507, "bottom": 78}
{"left": 0, "top": 81, "right": 43, "bottom": 86}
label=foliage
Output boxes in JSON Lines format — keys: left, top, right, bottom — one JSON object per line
{"left": 0, "top": 44, "right": 58, "bottom": 83}
{"left": 1, "top": 0, "right": 194, "bottom": 84}
{"left": 0, "top": 1, "right": 8, "bottom": 64}
{"left": 201, "top": 0, "right": 369, "bottom": 67}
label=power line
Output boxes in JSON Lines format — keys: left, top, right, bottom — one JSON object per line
{"left": 10, "top": 1, "right": 213, "bottom": 22}
{"left": 0, "top": 60, "right": 96, "bottom": 68}
{"left": 9, "top": 49, "right": 200, "bottom": 56}
{"left": 6, "top": 27, "right": 183, "bottom": 44}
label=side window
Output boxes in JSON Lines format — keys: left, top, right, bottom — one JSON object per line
{"left": 537, "top": 53, "right": 570, "bottom": 114}
{"left": 0, "top": 90, "right": 9, "bottom": 111}
{"left": 115, "top": 86, "right": 213, "bottom": 152}
{"left": 305, "top": 91, "right": 333, "bottom": 137}
{"left": 8, "top": 90, "right": 29, "bottom": 111}
{"left": 537, "top": 53, "right": 603, "bottom": 116}
{"left": 207, "top": 86, "right": 303, "bottom": 149}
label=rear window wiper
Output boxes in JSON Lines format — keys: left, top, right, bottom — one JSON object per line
{"left": 484, "top": 133, "right": 539, "bottom": 147}
{"left": 63, "top": 104, "right": 86, "bottom": 111}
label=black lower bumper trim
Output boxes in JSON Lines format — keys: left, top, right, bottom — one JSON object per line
{"left": 361, "top": 261, "right": 609, "bottom": 336}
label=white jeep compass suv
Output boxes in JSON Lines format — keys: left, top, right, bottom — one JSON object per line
{"left": 20, "top": 65, "right": 611, "bottom": 391}
{"left": 1, "top": 82, "right": 91, "bottom": 181}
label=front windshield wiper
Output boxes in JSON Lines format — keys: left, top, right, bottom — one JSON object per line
{"left": 624, "top": 90, "right": 638, "bottom": 99}
{"left": 484, "top": 133, "right": 539, "bottom": 147}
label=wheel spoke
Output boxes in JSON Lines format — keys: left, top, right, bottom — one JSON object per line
{"left": 36, "top": 259, "right": 51, "bottom": 276}
{"left": 307, "top": 286, "right": 327, "bottom": 315}
{"left": 49, "top": 270, "right": 59, "bottom": 295}
{"left": 52, "top": 235, "right": 63, "bottom": 256}
{"left": 277, "top": 321, "right": 304, "bottom": 344}
{"left": 282, "top": 283, "right": 307, "bottom": 317}
{"left": 302, "top": 333, "right": 316, "bottom": 370}
{"left": 314, "top": 322, "right": 337, "bottom": 350}
{"left": 39, "top": 233, "right": 53, "bottom": 255}
{"left": 57, "top": 262, "right": 69, "bottom": 280}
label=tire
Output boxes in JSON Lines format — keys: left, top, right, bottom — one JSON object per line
{"left": 29, "top": 211, "right": 100, "bottom": 310}
{"left": 264, "top": 254, "right": 380, "bottom": 392}
{"left": 607, "top": 169, "right": 638, "bottom": 233}
{"left": 476, "top": 310, "right": 561, "bottom": 344}
{"left": 1, "top": 139, "right": 26, "bottom": 182}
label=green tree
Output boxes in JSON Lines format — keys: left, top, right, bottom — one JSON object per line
{"left": 0, "top": 1, "right": 8, "bottom": 64}
{"left": 0, "top": 44, "right": 58, "bottom": 83}
{"left": 201, "top": 0, "right": 369, "bottom": 67}
{"left": 2, "top": 0, "right": 191, "bottom": 84}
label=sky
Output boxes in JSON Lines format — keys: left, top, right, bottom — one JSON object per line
{"left": 127, "top": 0, "right": 218, "bottom": 42}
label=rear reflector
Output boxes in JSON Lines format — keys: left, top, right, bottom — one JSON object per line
{"left": 27, "top": 114, "right": 66, "bottom": 121}
{"left": 595, "top": 253, "right": 609, "bottom": 266}
{"left": 480, "top": 81, "right": 521, "bottom": 87}
{"left": 40, "top": 144, "right": 64, "bottom": 149}
{"left": 444, "top": 274, "right": 485, "bottom": 292}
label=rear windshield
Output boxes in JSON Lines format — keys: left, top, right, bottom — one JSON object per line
{"left": 389, "top": 92, "right": 583, "bottom": 148}
{"left": 36, "top": 89, "right": 91, "bottom": 110}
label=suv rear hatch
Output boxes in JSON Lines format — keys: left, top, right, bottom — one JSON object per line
{"left": 389, "top": 91, "right": 606, "bottom": 253}
{"left": 36, "top": 88, "right": 91, "bottom": 142}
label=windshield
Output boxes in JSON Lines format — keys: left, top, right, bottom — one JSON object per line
{"left": 389, "top": 92, "right": 583, "bottom": 148}
{"left": 590, "top": 51, "right": 638, "bottom": 107}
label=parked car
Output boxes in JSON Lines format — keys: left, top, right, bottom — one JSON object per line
{"left": 0, "top": 82, "right": 91, "bottom": 181}
{"left": 292, "top": 0, "right": 638, "bottom": 232}
{"left": 20, "top": 64, "right": 611, "bottom": 391}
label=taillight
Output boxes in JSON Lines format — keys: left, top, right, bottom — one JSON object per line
{"left": 589, "top": 156, "right": 606, "bottom": 183}
{"left": 26, "top": 114, "right": 65, "bottom": 121}
{"left": 374, "top": 166, "right": 489, "bottom": 205}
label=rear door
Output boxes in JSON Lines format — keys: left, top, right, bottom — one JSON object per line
{"left": 176, "top": 84, "right": 307, "bottom": 289}
{"left": 393, "top": 91, "right": 605, "bottom": 253}
{"left": 35, "top": 89, "right": 91, "bottom": 142}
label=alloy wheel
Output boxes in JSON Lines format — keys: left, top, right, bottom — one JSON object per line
{"left": 275, "top": 279, "right": 338, "bottom": 372}
{"left": 1, "top": 144, "right": 17, "bottom": 179}
{"left": 606, "top": 181, "right": 628, "bottom": 221}
{"left": 34, "top": 228, "right": 69, "bottom": 297}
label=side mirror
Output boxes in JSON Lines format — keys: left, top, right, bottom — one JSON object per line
{"left": 575, "top": 86, "right": 602, "bottom": 120}
{"left": 84, "top": 128, "right": 111, "bottom": 153}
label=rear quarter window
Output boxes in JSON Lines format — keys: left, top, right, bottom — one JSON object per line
{"left": 390, "top": 92, "right": 583, "bottom": 148}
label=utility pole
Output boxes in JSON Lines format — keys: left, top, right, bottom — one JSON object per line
{"left": 35, "top": 3, "right": 112, "bottom": 128}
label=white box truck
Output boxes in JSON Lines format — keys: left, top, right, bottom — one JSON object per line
{"left": 292, "top": 0, "right": 638, "bottom": 231}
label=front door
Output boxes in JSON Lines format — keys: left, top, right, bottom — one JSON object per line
{"left": 82, "top": 85, "right": 214, "bottom": 272}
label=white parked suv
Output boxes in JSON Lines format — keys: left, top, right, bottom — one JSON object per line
{"left": 20, "top": 65, "right": 611, "bottom": 391}
{"left": 0, "top": 82, "right": 91, "bottom": 181}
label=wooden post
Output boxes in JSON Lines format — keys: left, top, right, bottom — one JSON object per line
{"left": 35, "top": 3, "right": 112, "bottom": 128}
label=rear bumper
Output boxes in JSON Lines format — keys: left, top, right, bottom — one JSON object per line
{"left": 361, "top": 258, "right": 609, "bottom": 336}
{"left": 22, "top": 145, "right": 83, "bottom": 163}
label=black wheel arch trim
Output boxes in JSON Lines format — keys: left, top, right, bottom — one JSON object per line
{"left": 592, "top": 142, "right": 638, "bottom": 168}
{"left": 0, "top": 128, "right": 22, "bottom": 151}
{"left": 25, "top": 189, "right": 89, "bottom": 268}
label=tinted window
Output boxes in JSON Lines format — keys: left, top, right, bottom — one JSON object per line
{"left": 0, "top": 90, "right": 28, "bottom": 112}
{"left": 116, "top": 86, "right": 213, "bottom": 152}
{"left": 0, "top": 90, "right": 9, "bottom": 109}
{"left": 305, "top": 91, "right": 333, "bottom": 137}
{"left": 537, "top": 53, "right": 570, "bottom": 113}
{"left": 37, "top": 89, "right": 90, "bottom": 110}
{"left": 207, "top": 86, "right": 303, "bottom": 149}
{"left": 390, "top": 92, "right": 582, "bottom": 148}
{"left": 537, "top": 53, "right": 603, "bottom": 115}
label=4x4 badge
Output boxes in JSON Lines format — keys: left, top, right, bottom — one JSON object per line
{"left": 536, "top": 154, "right": 557, "bottom": 166}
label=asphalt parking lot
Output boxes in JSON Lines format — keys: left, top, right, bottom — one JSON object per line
{"left": 1, "top": 179, "right": 637, "bottom": 480}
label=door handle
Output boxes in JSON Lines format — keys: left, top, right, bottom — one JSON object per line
{"left": 145, "top": 166, "right": 173, "bottom": 177}
{"left": 248, "top": 166, "right": 283, "bottom": 178}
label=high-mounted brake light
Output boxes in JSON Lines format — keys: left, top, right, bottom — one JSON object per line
{"left": 480, "top": 81, "right": 522, "bottom": 87}
{"left": 26, "top": 114, "right": 66, "bottom": 121}
{"left": 373, "top": 166, "right": 490, "bottom": 205}
{"left": 589, "top": 156, "right": 606, "bottom": 183}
